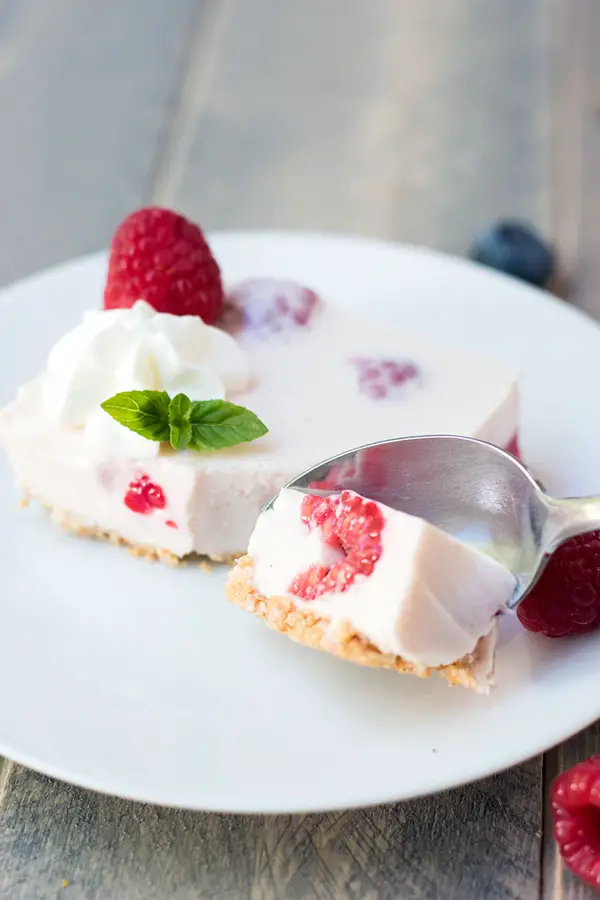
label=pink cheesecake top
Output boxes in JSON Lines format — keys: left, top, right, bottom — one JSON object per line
{"left": 221, "top": 278, "right": 519, "bottom": 465}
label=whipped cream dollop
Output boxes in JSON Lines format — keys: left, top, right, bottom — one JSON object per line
{"left": 42, "top": 300, "right": 249, "bottom": 456}
{"left": 249, "top": 489, "right": 515, "bottom": 681}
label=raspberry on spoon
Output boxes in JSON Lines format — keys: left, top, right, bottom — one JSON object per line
{"left": 290, "top": 491, "right": 384, "bottom": 601}
{"left": 517, "top": 533, "right": 600, "bottom": 637}
{"left": 104, "top": 207, "right": 224, "bottom": 323}
{"left": 551, "top": 756, "right": 600, "bottom": 889}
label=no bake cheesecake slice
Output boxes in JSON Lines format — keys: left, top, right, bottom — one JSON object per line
{"left": 0, "top": 209, "right": 520, "bottom": 564}
{"left": 0, "top": 279, "right": 519, "bottom": 562}
{"left": 227, "top": 488, "right": 516, "bottom": 692}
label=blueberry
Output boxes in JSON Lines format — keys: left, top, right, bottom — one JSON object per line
{"left": 469, "top": 220, "right": 554, "bottom": 287}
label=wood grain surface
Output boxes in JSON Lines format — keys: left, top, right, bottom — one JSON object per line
{"left": 542, "top": 5, "right": 600, "bottom": 898}
{"left": 0, "top": 762, "right": 542, "bottom": 900}
{"left": 164, "top": 0, "right": 551, "bottom": 255}
{"left": 0, "top": 0, "right": 200, "bottom": 284}
{"left": 0, "top": 1, "right": 597, "bottom": 898}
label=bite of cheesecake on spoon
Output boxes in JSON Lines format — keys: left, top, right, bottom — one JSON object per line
{"left": 227, "top": 435, "right": 600, "bottom": 692}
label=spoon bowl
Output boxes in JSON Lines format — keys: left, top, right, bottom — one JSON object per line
{"left": 268, "top": 435, "right": 600, "bottom": 609}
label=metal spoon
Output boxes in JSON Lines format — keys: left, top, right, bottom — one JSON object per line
{"left": 266, "top": 435, "right": 600, "bottom": 610}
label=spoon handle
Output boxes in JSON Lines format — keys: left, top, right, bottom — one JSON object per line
{"left": 543, "top": 496, "right": 600, "bottom": 553}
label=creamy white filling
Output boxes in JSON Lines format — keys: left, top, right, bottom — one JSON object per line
{"left": 41, "top": 300, "right": 249, "bottom": 456}
{"left": 249, "top": 489, "right": 515, "bottom": 669}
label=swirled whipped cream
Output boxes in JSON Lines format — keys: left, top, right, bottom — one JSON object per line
{"left": 42, "top": 300, "right": 249, "bottom": 456}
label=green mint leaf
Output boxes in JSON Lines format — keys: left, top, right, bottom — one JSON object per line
{"left": 101, "top": 390, "right": 171, "bottom": 442}
{"left": 101, "top": 391, "right": 268, "bottom": 452}
{"left": 187, "top": 399, "right": 268, "bottom": 451}
{"left": 169, "top": 392, "right": 192, "bottom": 424}
{"left": 169, "top": 421, "right": 192, "bottom": 450}
{"left": 168, "top": 393, "right": 193, "bottom": 450}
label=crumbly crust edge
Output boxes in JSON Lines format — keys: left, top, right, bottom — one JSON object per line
{"left": 226, "top": 555, "right": 495, "bottom": 693}
{"left": 20, "top": 493, "right": 239, "bottom": 566}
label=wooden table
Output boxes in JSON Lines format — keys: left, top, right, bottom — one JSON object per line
{"left": 0, "top": 2, "right": 597, "bottom": 897}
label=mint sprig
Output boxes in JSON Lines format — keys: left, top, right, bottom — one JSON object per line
{"left": 101, "top": 391, "right": 171, "bottom": 443}
{"left": 186, "top": 398, "right": 267, "bottom": 451}
{"left": 168, "top": 392, "right": 193, "bottom": 450}
{"left": 101, "top": 390, "right": 268, "bottom": 453}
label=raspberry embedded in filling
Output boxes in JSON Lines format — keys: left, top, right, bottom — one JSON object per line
{"left": 352, "top": 357, "right": 420, "bottom": 399}
{"left": 289, "top": 490, "right": 385, "bottom": 601}
{"left": 220, "top": 278, "right": 320, "bottom": 337}
{"left": 124, "top": 475, "right": 167, "bottom": 515}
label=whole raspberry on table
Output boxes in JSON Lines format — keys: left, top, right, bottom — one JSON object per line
{"left": 551, "top": 756, "right": 600, "bottom": 889}
{"left": 517, "top": 532, "right": 600, "bottom": 637}
{"left": 104, "top": 207, "right": 224, "bottom": 323}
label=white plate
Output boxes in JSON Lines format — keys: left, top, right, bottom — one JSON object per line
{"left": 0, "top": 231, "right": 599, "bottom": 813}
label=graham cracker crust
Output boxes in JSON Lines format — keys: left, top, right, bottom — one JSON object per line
{"left": 226, "top": 555, "right": 494, "bottom": 692}
{"left": 21, "top": 493, "right": 238, "bottom": 567}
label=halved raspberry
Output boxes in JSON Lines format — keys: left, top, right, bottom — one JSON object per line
{"left": 221, "top": 278, "right": 320, "bottom": 336}
{"left": 290, "top": 490, "right": 384, "bottom": 601}
{"left": 352, "top": 357, "right": 420, "bottom": 399}
{"left": 517, "top": 533, "right": 600, "bottom": 637}
{"left": 551, "top": 756, "right": 600, "bottom": 889}
{"left": 125, "top": 475, "right": 167, "bottom": 515}
{"left": 301, "top": 494, "right": 338, "bottom": 530}
{"left": 300, "top": 494, "right": 341, "bottom": 549}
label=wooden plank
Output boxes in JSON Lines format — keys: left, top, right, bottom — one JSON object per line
{"left": 542, "top": 3, "right": 600, "bottom": 896}
{"left": 0, "top": 762, "right": 541, "bottom": 900}
{"left": 551, "top": 0, "right": 600, "bottom": 318}
{"left": 0, "top": 0, "right": 199, "bottom": 286}
{"left": 166, "top": 0, "right": 551, "bottom": 255}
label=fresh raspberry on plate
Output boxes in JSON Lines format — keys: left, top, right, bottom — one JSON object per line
{"left": 104, "top": 207, "right": 223, "bottom": 323}
{"left": 551, "top": 756, "right": 600, "bottom": 889}
{"left": 517, "top": 533, "right": 600, "bottom": 637}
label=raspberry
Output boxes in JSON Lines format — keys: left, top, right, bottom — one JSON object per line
{"left": 517, "top": 532, "right": 600, "bottom": 637}
{"left": 290, "top": 490, "right": 384, "bottom": 601}
{"left": 221, "top": 278, "right": 319, "bottom": 336}
{"left": 551, "top": 756, "right": 600, "bottom": 889}
{"left": 300, "top": 494, "right": 342, "bottom": 549}
{"left": 352, "top": 357, "right": 420, "bottom": 399}
{"left": 124, "top": 475, "right": 167, "bottom": 515}
{"left": 104, "top": 207, "right": 223, "bottom": 323}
